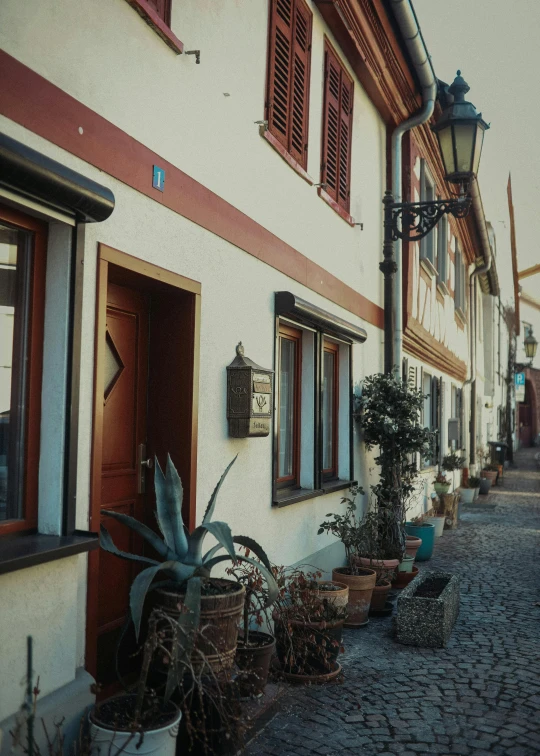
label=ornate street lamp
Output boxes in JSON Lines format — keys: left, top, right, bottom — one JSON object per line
{"left": 524, "top": 328, "right": 538, "bottom": 362}
{"left": 380, "top": 71, "right": 489, "bottom": 372}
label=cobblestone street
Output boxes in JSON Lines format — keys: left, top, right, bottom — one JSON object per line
{"left": 245, "top": 448, "right": 540, "bottom": 756}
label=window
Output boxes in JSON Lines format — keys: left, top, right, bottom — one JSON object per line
{"left": 273, "top": 293, "right": 366, "bottom": 506}
{"left": 420, "top": 161, "right": 436, "bottom": 268}
{"left": 0, "top": 207, "right": 46, "bottom": 534}
{"left": 320, "top": 40, "right": 354, "bottom": 214}
{"left": 265, "top": 0, "right": 313, "bottom": 170}
{"left": 421, "top": 372, "right": 441, "bottom": 468}
{"left": 437, "top": 215, "right": 448, "bottom": 287}
{"left": 322, "top": 340, "right": 339, "bottom": 480}
{"left": 276, "top": 323, "right": 302, "bottom": 487}
{"left": 454, "top": 242, "right": 466, "bottom": 314}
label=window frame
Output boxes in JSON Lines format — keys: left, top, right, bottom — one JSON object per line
{"left": 437, "top": 214, "right": 448, "bottom": 290}
{"left": 123, "top": 0, "right": 183, "bottom": 55}
{"left": 419, "top": 160, "right": 437, "bottom": 270}
{"left": 264, "top": 0, "right": 313, "bottom": 175}
{"left": 321, "top": 339, "right": 339, "bottom": 481}
{"left": 0, "top": 204, "right": 47, "bottom": 536}
{"left": 319, "top": 38, "right": 354, "bottom": 223}
{"left": 276, "top": 322, "right": 303, "bottom": 490}
{"left": 454, "top": 241, "right": 466, "bottom": 316}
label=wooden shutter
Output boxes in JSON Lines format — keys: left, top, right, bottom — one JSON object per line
{"left": 146, "top": 0, "right": 171, "bottom": 24}
{"left": 266, "top": 0, "right": 312, "bottom": 168}
{"left": 321, "top": 41, "right": 353, "bottom": 211}
{"left": 289, "top": 0, "right": 312, "bottom": 167}
{"left": 402, "top": 357, "right": 408, "bottom": 383}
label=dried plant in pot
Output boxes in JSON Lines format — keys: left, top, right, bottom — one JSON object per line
{"left": 272, "top": 567, "right": 347, "bottom": 681}
{"left": 99, "top": 455, "right": 278, "bottom": 683}
{"left": 226, "top": 549, "right": 276, "bottom": 698}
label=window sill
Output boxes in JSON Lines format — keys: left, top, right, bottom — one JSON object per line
{"left": 437, "top": 280, "right": 450, "bottom": 297}
{"left": 0, "top": 531, "right": 99, "bottom": 576}
{"left": 124, "top": 0, "right": 184, "bottom": 54}
{"left": 273, "top": 488, "right": 323, "bottom": 508}
{"left": 455, "top": 308, "right": 467, "bottom": 327}
{"left": 318, "top": 187, "right": 355, "bottom": 226}
{"left": 420, "top": 257, "right": 437, "bottom": 278}
{"left": 321, "top": 479, "right": 356, "bottom": 495}
{"left": 260, "top": 128, "right": 313, "bottom": 185}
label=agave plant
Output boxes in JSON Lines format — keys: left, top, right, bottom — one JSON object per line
{"left": 100, "top": 454, "right": 278, "bottom": 644}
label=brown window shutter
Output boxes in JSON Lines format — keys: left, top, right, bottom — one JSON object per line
{"left": 147, "top": 0, "right": 171, "bottom": 24}
{"left": 338, "top": 71, "right": 353, "bottom": 211}
{"left": 289, "top": 0, "right": 312, "bottom": 168}
{"left": 321, "top": 42, "right": 353, "bottom": 211}
{"left": 267, "top": 0, "right": 294, "bottom": 150}
{"left": 322, "top": 46, "right": 341, "bottom": 203}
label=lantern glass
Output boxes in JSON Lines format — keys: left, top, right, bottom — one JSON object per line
{"left": 472, "top": 124, "right": 485, "bottom": 175}
{"left": 524, "top": 334, "right": 538, "bottom": 360}
{"left": 437, "top": 126, "right": 454, "bottom": 178}
{"left": 453, "top": 123, "right": 476, "bottom": 174}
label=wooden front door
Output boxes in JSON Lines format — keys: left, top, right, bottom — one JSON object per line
{"left": 97, "top": 282, "right": 149, "bottom": 686}
{"left": 519, "top": 402, "right": 532, "bottom": 448}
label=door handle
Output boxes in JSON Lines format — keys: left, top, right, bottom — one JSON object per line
{"left": 137, "top": 443, "right": 152, "bottom": 493}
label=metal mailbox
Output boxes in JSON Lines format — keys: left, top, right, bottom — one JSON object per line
{"left": 226, "top": 342, "right": 274, "bottom": 438}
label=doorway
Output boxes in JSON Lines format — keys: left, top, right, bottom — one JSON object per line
{"left": 87, "top": 244, "right": 201, "bottom": 683}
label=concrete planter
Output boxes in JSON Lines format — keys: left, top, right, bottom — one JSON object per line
{"left": 396, "top": 570, "right": 459, "bottom": 648}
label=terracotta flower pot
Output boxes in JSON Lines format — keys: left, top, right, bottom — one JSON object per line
{"left": 235, "top": 631, "right": 276, "bottom": 697}
{"left": 405, "top": 535, "right": 422, "bottom": 559}
{"left": 393, "top": 565, "right": 419, "bottom": 588}
{"left": 332, "top": 567, "right": 376, "bottom": 628}
{"left": 355, "top": 556, "right": 400, "bottom": 580}
{"left": 482, "top": 469, "right": 498, "bottom": 484}
{"left": 316, "top": 580, "right": 349, "bottom": 609}
{"left": 370, "top": 580, "right": 391, "bottom": 611}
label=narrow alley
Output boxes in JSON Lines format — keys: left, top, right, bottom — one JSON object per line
{"left": 246, "top": 448, "right": 540, "bottom": 756}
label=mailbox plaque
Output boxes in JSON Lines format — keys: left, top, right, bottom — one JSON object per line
{"left": 227, "top": 343, "right": 274, "bottom": 437}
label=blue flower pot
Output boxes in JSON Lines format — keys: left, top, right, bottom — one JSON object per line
{"left": 405, "top": 522, "right": 435, "bottom": 561}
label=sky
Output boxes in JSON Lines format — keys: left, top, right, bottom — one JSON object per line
{"left": 413, "top": 0, "right": 540, "bottom": 304}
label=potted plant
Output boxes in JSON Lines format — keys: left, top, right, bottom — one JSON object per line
{"left": 477, "top": 446, "right": 498, "bottom": 485}
{"left": 468, "top": 476, "right": 481, "bottom": 500}
{"left": 405, "top": 534, "right": 422, "bottom": 560}
{"left": 225, "top": 550, "right": 276, "bottom": 698}
{"left": 369, "top": 568, "right": 394, "bottom": 613}
{"left": 89, "top": 609, "right": 182, "bottom": 755}
{"left": 433, "top": 471, "right": 451, "bottom": 497}
{"left": 405, "top": 517, "right": 436, "bottom": 561}
{"left": 355, "top": 373, "right": 435, "bottom": 562}
{"left": 393, "top": 564, "right": 419, "bottom": 589}
{"left": 272, "top": 567, "right": 346, "bottom": 683}
{"left": 317, "top": 487, "right": 377, "bottom": 627}
{"left": 441, "top": 453, "right": 465, "bottom": 489}
{"left": 479, "top": 476, "right": 492, "bottom": 495}
{"left": 316, "top": 580, "right": 349, "bottom": 608}
{"left": 460, "top": 477, "right": 478, "bottom": 504}
{"left": 99, "top": 455, "right": 278, "bottom": 683}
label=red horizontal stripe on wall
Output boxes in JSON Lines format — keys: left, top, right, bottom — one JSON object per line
{"left": 0, "top": 50, "right": 383, "bottom": 331}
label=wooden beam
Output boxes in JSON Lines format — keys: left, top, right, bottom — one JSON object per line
{"left": 518, "top": 263, "right": 540, "bottom": 280}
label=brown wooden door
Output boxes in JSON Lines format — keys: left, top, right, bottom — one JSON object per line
{"left": 97, "top": 282, "right": 149, "bottom": 686}
{"left": 519, "top": 402, "right": 532, "bottom": 448}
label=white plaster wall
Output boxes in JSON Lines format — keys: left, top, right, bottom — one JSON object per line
{"left": 0, "top": 556, "right": 80, "bottom": 720}
{"left": 0, "top": 0, "right": 385, "bottom": 309}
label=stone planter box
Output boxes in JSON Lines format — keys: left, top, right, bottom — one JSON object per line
{"left": 396, "top": 570, "right": 459, "bottom": 648}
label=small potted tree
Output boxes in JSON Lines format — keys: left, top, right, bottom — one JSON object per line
{"left": 478, "top": 445, "right": 498, "bottom": 486}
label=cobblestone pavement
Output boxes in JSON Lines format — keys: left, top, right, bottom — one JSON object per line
{"left": 245, "top": 448, "right": 540, "bottom": 756}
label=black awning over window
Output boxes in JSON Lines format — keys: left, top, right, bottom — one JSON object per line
{"left": 275, "top": 291, "right": 367, "bottom": 344}
{"left": 0, "top": 132, "right": 114, "bottom": 223}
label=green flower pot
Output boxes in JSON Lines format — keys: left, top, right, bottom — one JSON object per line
{"left": 405, "top": 522, "right": 435, "bottom": 561}
{"left": 434, "top": 483, "right": 451, "bottom": 496}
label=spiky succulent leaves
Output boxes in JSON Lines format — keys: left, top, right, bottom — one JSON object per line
{"left": 100, "top": 525, "right": 161, "bottom": 566}
{"left": 100, "top": 511, "right": 175, "bottom": 561}
{"left": 186, "top": 520, "right": 236, "bottom": 567}
{"left": 203, "top": 535, "right": 273, "bottom": 571}
{"left": 153, "top": 455, "right": 189, "bottom": 560}
{"left": 164, "top": 577, "right": 201, "bottom": 702}
{"left": 130, "top": 561, "right": 196, "bottom": 640}
{"left": 201, "top": 455, "right": 237, "bottom": 525}
{"left": 203, "top": 553, "right": 279, "bottom": 608}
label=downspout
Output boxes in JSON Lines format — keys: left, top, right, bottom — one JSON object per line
{"left": 463, "top": 179, "right": 492, "bottom": 467}
{"left": 389, "top": 0, "right": 438, "bottom": 373}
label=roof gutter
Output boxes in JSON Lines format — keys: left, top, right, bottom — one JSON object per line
{"left": 388, "top": 0, "right": 438, "bottom": 374}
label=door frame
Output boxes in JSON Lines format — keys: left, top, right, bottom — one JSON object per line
{"left": 86, "top": 243, "right": 201, "bottom": 676}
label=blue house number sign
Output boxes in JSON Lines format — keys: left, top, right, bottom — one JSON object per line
{"left": 152, "top": 165, "right": 165, "bottom": 192}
